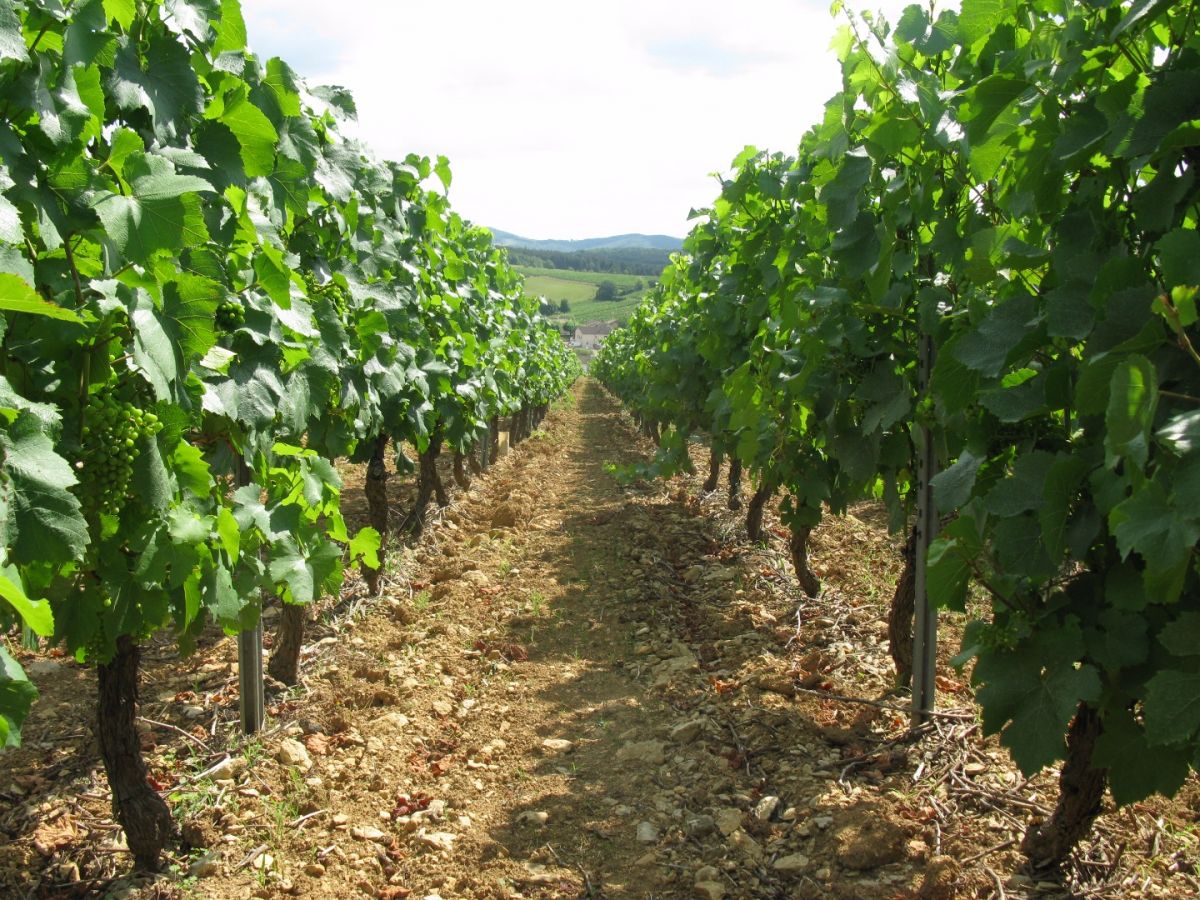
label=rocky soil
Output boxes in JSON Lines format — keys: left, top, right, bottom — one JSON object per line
{"left": 0, "top": 379, "right": 1197, "bottom": 899}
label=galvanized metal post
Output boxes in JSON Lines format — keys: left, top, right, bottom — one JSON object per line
{"left": 238, "top": 622, "right": 264, "bottom": 734}
{"left": 235, "top": 454, "right": 264, "bottom": 735}
{"left": 911, "top": 334, "right": 939, "bottom": 729}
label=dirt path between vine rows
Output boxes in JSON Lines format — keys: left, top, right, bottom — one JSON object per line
{"left": 1, "top": 379, "right": 1196, "bottom": 899}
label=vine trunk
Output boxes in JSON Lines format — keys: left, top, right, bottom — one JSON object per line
{"left": 96, "top": 636, "right": 173, "bottom": 871}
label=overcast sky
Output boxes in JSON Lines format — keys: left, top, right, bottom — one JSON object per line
{"left": 240, "top": 0, "right": 915, "bottom": 240}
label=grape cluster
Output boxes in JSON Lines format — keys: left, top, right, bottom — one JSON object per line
{"left": 216, "top": 299, "right": 246, "bottom": 331}
{"left": 303, "top": 272, "right": 350, "bottom": 317}
{"left": 77, "top": 394, "right": 162, "bottom": 517}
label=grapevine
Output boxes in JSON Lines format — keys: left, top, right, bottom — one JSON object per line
{"left": 596, "top": 0, "right": 1200, "bottom": 867}
{"left": 0, "top": 0, "right": 578, "bottom": 869}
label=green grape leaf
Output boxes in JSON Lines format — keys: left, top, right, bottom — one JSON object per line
{"left": 0, "top": 646, "right": 36, "bottom": 748}
{"left": 107, "top": 32, "right": 204, "bottom": 143}
{"left": 974, "top": 627, "right": 1101, "bottom": 775}
{"left": 0, "top": 570, "right": 53, "bottom": 637}
{"left": 167, "top": 507, "right": 213, "bottom": 546}
{"left": 163, "top": 273, "right": 222, "bottom": 359}
{"left": 1156, "top": 228, "right": 1200, "bottom": 290}
{"left": 1039, "top": 456, "right": 1089, "bottom": 559}
{"left": 1085, "top": 608, "right": 1149, "bottom": 672}
{"left": 349, "top": 527, "right": 381, "bottom": 570}
{"left": 993, "top": 514, "right": 1056, "bottom": 580}
{"left": 0, "top": 191, "right": 21, "bottom": 245}
{"left": 984, "top": 450, "right": 1056, "bottom": 516}
{"left": 212, "top": 0, "right": 247, "bottom": 54}
{"left": 931, "top": 450, "right": 983, "bottom": 512}
{"left": 952, "top": 295, "right": 1038, "bottom": 377}
{"left": 1110, "top": 481, "right": 1199, "bottom": 599}
{"left": 0, "top": 413, "right": 89, "bottom": 566}
{"left": 262, "top": 58, "right": 303, "bottom": 119}
{"left": 927, "top": 513, "right": 984, "bottom": 611}
{"left": 1105, "top": 355, "right": 1158, "bottom": 471}
{"left": 957, "top": 0, "right": 1008, "bottom": 46}
{"left": 959, "top": 74, "right": 1029, "bottom": 146}
{"left": 130, "top": 432, "right": 172, "bottom": 511}
{"left": 1161, "top": 612, "right": 1200, "bottom": 658}
{"left": 269, "top": 537, "right": 341, "bottom": 605}
{"left": 216, "top": 506, "right": 240, "bottom": 563}
{"left": 979, "top": 374, "right": 1045, "bottom": 422}
{"left": 1143, "top": 669, "right": 1200, "bottom": 747}
{"left": 129, "top": 289, "right": 194, "bottom": 401}
{"left": 102, "top": 0, "right": 136, "bottom": 29}
{"left": 435, "top": 155, "right": 452, "bottom": 192}
{"left": 65, "top": 0, "right": 119, "bottom": 69}
{"left": 208, "top": 83, "right": 277, "bottom": 178}
{"left": 172, "top": 440, "right": 212, "bottom": 497}
{"left": 894, "top": 5, "right": 956, "bottom": 56}
{"left": 200, "top": 562, "right": 240, "bottom": 630}
{"left": 0, "top": 273, "right": 84, "bottom": 322}
{"left": 0, "top": 0, "right": 26, "bottom": 62}
{"left": 929, "top": 336, "right": 981, "bottom": 413}
{"left": 1093, "top": 708, "right": 1192, "bottom": 806}
{"left": 164, "top": 0, "right": 218, "bottom": 41}
{"left": 1045, "top": 282, "right": 1096, "bottom": 340}
{"left": 1053, "top": 105, "right": 1110, "bottom": 163}
{"left": 821, "top": 151, "right": 871, "bottom": 231}
{"left": 91, "top": 177, "right": 211, "bottom": 266}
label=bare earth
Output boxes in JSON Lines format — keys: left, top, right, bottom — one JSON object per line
{"left": 0, "top": 379, "right": 1196, "bottom": 899}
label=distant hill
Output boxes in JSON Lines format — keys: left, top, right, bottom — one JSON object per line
{"left": 490, "top": 229, "right": 684, "bottom": 252}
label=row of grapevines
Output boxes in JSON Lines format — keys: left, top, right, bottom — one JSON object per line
{"left": 596, "top": 0, "right": 1198, "bottom": 866}
{"left": 0, "top": 0, "right": 578, "bottom": 868}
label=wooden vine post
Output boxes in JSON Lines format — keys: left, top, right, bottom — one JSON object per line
{"left": 911, "top": 334, "right": 938, "bottom": 729}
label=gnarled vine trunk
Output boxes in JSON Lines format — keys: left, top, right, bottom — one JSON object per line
{"left": 406, "top": 429, "right": 445, "bottom": 536}
{"left": 488, "top": 416, "right": 500, "bottom": 462}
{"left": 746, "top": 483, "right": 775, "bottom": 543}
{"left": 727, "top": 458, "right": 743, "bottom": 511}
{"left": 1021, "top": 703, "right": 1107, "bottom": 870}
{"left": 453, "top": 451, "right": 472, "bottom": 490}
{"left": 468, "top": 441, "right": 484, "bottom": 476}
{"left": 789, "top": 525, "right": 821, "bottom": 597}
{"left": 97, "top": 636, "right": 173, "bottom": 871}
{"left": 363, "top": 433, "right": 389, "bottom": 595}
{"left": 478, "top": 433, "right": 490, "bottom": 471}
{"left": 887, "top": 525, "right": 918, "bottom": 687}
{"left": 703, "top": 446, "right": 722, "bottom": 493}
{"left": 267, "top": 603, "right": 305, "bottom": 686}
{"left": 431, "top": 441, "right": 450, "bottom": 508}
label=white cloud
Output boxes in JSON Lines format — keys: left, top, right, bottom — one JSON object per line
{"left": 240, "top": 0, "right": 917, "bottom": 239}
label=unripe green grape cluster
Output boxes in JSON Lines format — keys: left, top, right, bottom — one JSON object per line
{"left": 77, "top": 394, "right": 162, "bottom": 517}
{"left": 216, "top": 299, "right": 246, "bottom": 331}
{"left": 303, "top": 272, "right": 350, "bottom": 316}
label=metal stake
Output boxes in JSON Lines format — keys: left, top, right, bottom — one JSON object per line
{"left": 238, "top": 621, "right": 264, "bottom": 734}
{"left": 911, "top": 334, "right": 939, "bottom": 729}
{"left": 235, "top": 454, "right": 265, "bottom": 735}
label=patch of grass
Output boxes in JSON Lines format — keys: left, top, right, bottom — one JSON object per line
{"left": 515, "top": 266, "right": 650, "bottom": 325}
{"left": 550, "top": 293, "right": 645, "bottom": 325}
{"left": 167, "top": 777, "right": 220, "bottom": 822}
{"left": 521, "top": 274, "right": 598, "bottom": 303}
{"left": 517, "top": 266, "right": 646, "bottom": 290}
{"left": 413, "top": 590, "right": 431, "bottom": 612}
{"left": 240, "top": 737, "right": 265, "bottom": 768}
